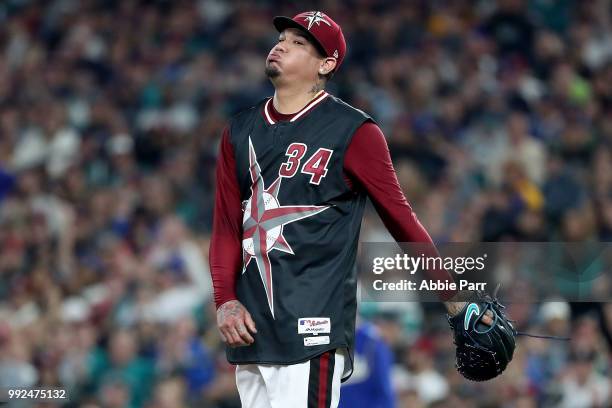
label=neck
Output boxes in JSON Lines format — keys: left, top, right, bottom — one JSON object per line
{"left": 272, "top": 82, "right": 325, "bottom": 114}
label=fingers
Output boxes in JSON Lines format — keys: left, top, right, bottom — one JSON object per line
{"left": 220, "top": 326, "right": 248, "bottom": 347}
{"left": 481, "top": 310, "right": 495, "bottom": 326}
{"left": 236, "top": 322, "right": 255, "bottom": 344}
{"left": 218, "top": 320, "right": 242, "bottom": 347}
{"left": 228, "top": 326, "right": 250, "bottom": 347}
{"left": 217, "top": 301, "right": 257, "bottom": 347}
{"left": 219, "top": 327, "right": 233, "bottom": 345}
{"left": 244, "top": 311, "right": 258, "bottom": 334}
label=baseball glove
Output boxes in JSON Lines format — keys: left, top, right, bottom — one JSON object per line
{"left": 447, "top": 290, "right": 517, "bottom": 381}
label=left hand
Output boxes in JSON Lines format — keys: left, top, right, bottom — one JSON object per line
{"left": 445, "top": 301, "right": 495, "bottom": 326}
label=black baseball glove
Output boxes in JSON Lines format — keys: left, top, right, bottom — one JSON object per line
{"left": 447, "top": 290, "right": 517, "bottom": 381}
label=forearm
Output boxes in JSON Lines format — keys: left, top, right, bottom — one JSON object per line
{"left": 209, "top": 235, "right": 241, "bottom": 308}
{"left": 209, "top": 127, "right": 243, "bottom": 308}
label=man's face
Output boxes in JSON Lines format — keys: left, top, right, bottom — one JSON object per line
{"left": 266, "top": 28, "right": 324, "bottom": 85}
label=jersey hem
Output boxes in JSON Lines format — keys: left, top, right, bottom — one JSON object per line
{"left": 227, "top": 342, "right": 348, "bottom": 367}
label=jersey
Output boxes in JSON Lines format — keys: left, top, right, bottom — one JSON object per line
{"left": 226, "top": 92, "right": 372, "bottom": 378}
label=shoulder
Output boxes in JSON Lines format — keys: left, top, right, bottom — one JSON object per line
{"left": 347, "top": 120, "right": 386, "bottom": 153}
{"left": 324, "top": 94, "right": 375, "bottom": 123}
{"left": 225, "top": 97, "right": 269, "bottom": 145}
{"left": 228, "top": 98, "right": 268, "bottom": 128}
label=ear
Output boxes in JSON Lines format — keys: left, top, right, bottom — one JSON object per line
{"left": 319, "top": 57, "right": 337, "bottom": 75}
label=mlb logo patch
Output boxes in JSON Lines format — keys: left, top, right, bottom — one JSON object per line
{"left": 298, "top": 317, "right": 331, "bottom": 334}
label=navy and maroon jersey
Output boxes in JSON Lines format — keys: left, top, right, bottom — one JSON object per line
{"left": 227, "top": 92, "right": 369, "bottom": 373}
{"left": 210, "top": 90, "right": 439, "bottom": 380}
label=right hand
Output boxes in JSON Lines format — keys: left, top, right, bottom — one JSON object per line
{"left": 216, "top": 300, "right": 258, "bottom": 347}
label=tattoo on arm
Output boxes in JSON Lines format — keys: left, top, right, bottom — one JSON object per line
{"left": 218, "top": 300, "right": 243, "bottom": 321}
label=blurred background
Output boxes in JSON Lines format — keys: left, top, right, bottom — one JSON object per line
{"left": 0, "top": 0, "right": 611, "bottom": 407}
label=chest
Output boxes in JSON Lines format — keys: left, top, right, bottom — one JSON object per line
{"left": 232, "top": 113, "right": 358, "bottom": 202}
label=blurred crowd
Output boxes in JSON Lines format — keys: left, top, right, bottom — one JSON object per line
{"left": 0, "top": 0, "right": 611, "bottom": 406}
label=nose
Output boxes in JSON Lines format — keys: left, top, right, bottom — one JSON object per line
{"left": 273, "top": 41, "right": 286, "bottom": 54}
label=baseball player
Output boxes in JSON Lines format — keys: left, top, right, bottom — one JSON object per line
{"left": 209, "top": 11, "right": 502, "bottom": 408}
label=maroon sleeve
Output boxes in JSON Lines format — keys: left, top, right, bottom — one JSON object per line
{"left": 344, "top": 122, "right": 455, "bottom": 299}
{"left": 209, "top": 126, "right": 243, "bottom": 308}
{"left": 344, "top": 121, "right": 433, "bottom": 243}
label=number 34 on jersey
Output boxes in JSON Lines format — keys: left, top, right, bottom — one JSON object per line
{"left": 278, "top": 143, "right": 333, "bottom": 185}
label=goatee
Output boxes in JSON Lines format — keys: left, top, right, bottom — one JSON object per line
{"left": 265, "top": 64, "right": 280, "bottom": 78}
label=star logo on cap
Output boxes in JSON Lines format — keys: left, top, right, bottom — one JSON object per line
{"left": 303, "top": 11, "right": 331, "bottom": 30}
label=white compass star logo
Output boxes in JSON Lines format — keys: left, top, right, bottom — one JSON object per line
{"left": 242, "top": 137, "right": 329, "bottom": 318}
{"left": 303, "top": 11, "right": 331, "bottom": 30}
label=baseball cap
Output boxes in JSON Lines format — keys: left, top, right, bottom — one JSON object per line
{"left": 273, "top": 11, "right": 346, "bottom": 72}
